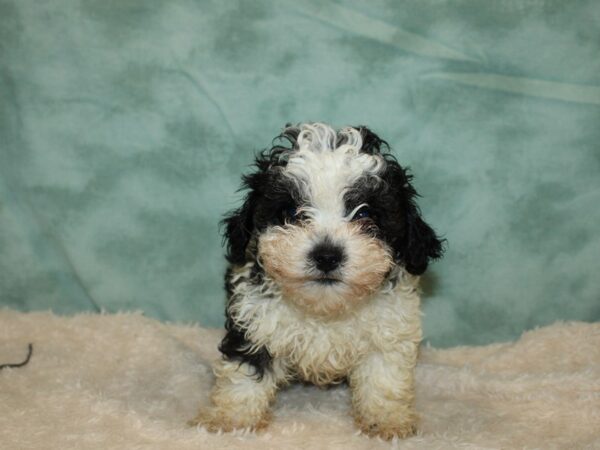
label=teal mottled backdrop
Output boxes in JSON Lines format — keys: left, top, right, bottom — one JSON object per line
{"left": 1, "top": 0, "right": 599, "bottom": 346}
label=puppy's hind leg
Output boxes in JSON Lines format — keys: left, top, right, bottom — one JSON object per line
{"left": 190, "top": 359, "right": 282, "bottom": 432}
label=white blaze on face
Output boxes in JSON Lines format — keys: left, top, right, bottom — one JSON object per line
{"left": 285, "top": 124, "right": 385, "bottom": 226}
{"left": 257, "top": 123, "right": 394, "bottom": 318}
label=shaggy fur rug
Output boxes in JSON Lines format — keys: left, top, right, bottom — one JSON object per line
{"left": 1, "top": 310, "right": 599, "bottom": 449}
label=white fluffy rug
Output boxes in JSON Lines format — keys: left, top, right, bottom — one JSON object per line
{"left": 1, "top": 310, "right": 599, "bottom": 449}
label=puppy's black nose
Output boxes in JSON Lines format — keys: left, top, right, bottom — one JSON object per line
{"left": 309, "top": 242, "right": 345, "bottom": 273}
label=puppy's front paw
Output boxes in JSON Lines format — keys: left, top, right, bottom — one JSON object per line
{"left": 354, "top": 414, "right": 418, "bottom": 440}
{"left": 188, "top": 406, "right": 271, "bottom": 433}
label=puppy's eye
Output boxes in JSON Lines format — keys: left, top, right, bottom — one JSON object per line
{"left": 281, "top": 205, "right": 303, "bottom": 223}
{"left": 352, "top": 206, "right": 371, "bottom": 221}
{"left": 285, "top": 206, "right": 298, "bottom": 219}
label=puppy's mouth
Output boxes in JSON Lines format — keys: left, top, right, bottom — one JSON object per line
{"left": 311, "top": 276, "right": 343, "bottom": 285}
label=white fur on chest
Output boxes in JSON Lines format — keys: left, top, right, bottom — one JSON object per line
{"left": 228, "top": 264, "right": 423, "bottom": 385}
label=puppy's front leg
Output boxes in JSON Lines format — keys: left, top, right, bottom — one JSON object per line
{"left": 191, "top": 359, "right": 279, "bottom": 432}
{"left": 349, "top": 345, "right": 419, "bottom": 440}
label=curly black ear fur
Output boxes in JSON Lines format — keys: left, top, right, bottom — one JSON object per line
{"left": 222, "top": 164, "right": 274, "bottom": 265}
{"left": 222, "top": 192, "right": 257, "bottom": 265}
{"left": 399, "top": 201, "right": 444, "bottom": 275}
{"left": 377, "top": 156, "right": 444, "bottom": 275}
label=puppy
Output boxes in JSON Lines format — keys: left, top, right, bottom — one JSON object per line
{"left": 191, "top": 123, "right": 443, "bottom": 439}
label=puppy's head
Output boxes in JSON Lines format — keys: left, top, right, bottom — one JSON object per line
{"left": 224, "top": 123, "right": 443, "bottom": 317}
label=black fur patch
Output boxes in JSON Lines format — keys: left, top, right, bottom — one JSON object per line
{"left": 355, "top": 125, "right": 390, "bottom": 155}
{"left": 219, "top": 316, "right": 272, "bottom": 380}
{"left": 220, "top": 264, "right": 272, "bottom": 379}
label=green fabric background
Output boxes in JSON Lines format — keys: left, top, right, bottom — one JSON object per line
{"left": 1, "top": 0, "right": 599, "bottom": 347}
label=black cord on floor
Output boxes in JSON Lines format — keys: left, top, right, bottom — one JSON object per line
{"left": 0, "top": 343, "right": 33, "bottom": 370}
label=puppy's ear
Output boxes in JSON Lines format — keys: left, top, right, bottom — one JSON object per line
{"left": 222, "top": 166, "right": 268, "bottom": 265}
{"left": 222, "top": 191, "right": 256, "bottom": 265}
{"left": 398, "top": 200, "right": 444, "bottom": 275}
{"left": 381, "top": 158, "right": 444, "bottom": 275}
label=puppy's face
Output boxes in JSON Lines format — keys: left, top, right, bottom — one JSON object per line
{"left": 224, "top": 124, "right": 442, "bottom": 317}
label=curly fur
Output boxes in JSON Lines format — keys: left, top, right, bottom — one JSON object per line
{"left": 192, "top": 123, "right": 444, "bottom": 439}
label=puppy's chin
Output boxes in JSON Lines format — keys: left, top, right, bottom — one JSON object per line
{"left": 257, "top": 224, "right": 394, "bottom": 318}
{"left": 281, "top": 279, "right": 370, "bottom": 317}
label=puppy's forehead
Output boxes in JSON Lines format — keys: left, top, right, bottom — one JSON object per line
{"left": 282, "top": 124, "right": 384, "bottom": 214}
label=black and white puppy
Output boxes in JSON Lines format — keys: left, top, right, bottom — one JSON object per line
{"left": 192, "top": 123, "right": 443, "bottom": 439}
